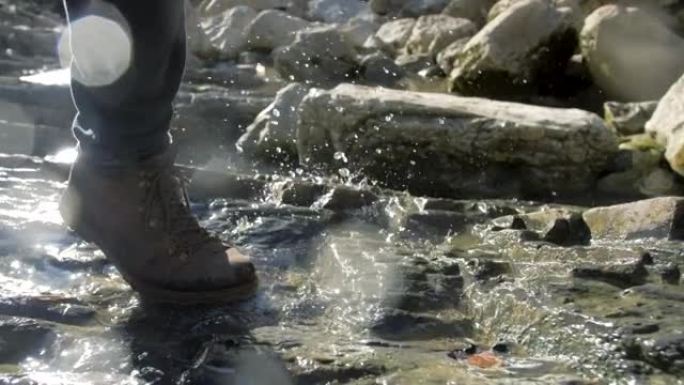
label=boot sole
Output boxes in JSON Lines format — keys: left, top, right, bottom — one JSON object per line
{"left": 66, "top": 210, "right": 259, "bottom": 306}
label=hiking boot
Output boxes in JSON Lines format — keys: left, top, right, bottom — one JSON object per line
{"left": 59, "top": 150, "right": 258, "bottom": 304}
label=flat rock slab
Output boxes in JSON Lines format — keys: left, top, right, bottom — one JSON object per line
{"left": 583, "top": 197, "right": 684, "bottom": 241}
{"left": 297, "top": 84, "right": 618, "bottom": 198}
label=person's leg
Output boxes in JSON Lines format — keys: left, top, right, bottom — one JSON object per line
{"left": 63, "top": 0, "right": 185, "bottom": 164}
{"left": 60, "top": 0, "right": 258, "bottom": 304}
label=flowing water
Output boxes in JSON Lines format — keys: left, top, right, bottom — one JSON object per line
{"left": 1, "top": 151, "right": 683, "bottom": 385}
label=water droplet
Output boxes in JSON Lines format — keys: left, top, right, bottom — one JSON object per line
{"left": 333, "top": 151, "right": 348, "bottom": 163}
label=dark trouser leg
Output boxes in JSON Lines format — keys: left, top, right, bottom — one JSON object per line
{"left": 63, "top": 0, "right": 186, "bottom": 165}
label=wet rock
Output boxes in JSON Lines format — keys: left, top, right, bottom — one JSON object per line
{"left": 370, "top": 308, "right": 472, "bottom": 340}
{"left": 245, "top": 10, "right": 312, "bottom": 51}
{"left": 0, "top": 296, "right": 96, "bottom": 326}
{"left": 466, "top": 258, "right": 511, "bottom": 281}
{"left": 658, "top": 263, "right": 681, "bottom": 285}
{"left": 582, "top": 197, "right": 684, "bottom": 241}
{"left": 277, "top": 180, "right": 329, "bottom": 207}
{"left": 449, "top": 0, "right": 578, "bottom": 98}
{"left": 359, "top": 52, "right": 405, "bottom": 86}
{"left": 442, "top": 0, "right": 497, "bottom": 26}
{"left": 572, "top": 262, "right": 648, "bottom": 289}
{"left": 494, "top": 208, "right": 589, "bottom": 245}
{"left": 642, "top": 333, "right": 684, "bottom": 374}
{"left": 293, "top": 358, "right": 386, "bottom": 385}
{"left": 404, "top": 15, "right": 477, "bottom": 57}
{"left": 315, "top": 186, "right": 378, "bottom": 211}
{"left": 435, "top": 37, "right": 469, "bottom": 74}
{"left": 618, "top": 322, "right": 660, "bottom": 336}
{"left": 297, "top": 84, "right": 618, "bottom": 198}
{"left": 604, "top": 101, "right": 658, "bottom": 136}
{"left": 374, "top": 18, "right": 416, "bottom": 55}
{"left": 580, "top": 5, "right": 684, "bottom": 101}
{"left": 384, "top": 257, "right": 464, "bottom": 311}
{"left": 307, "top": 0, "right": 369, "bottom": 23}
{"left": 273, "top": 26, "right": 359, "bottom": 85}
{"left": 201, "top": 5, "right": 258, "bottom": 59}
{"left": 646, "top": 73, "right": 684, "bottom": 176}
{"left": 0, "top": 317, "right": 56, "bottom": 363}
{"left": 237, "top": 83, "right": 309, "bottom": 163}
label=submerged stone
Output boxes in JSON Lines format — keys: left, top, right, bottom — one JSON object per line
{"left": 0, "top": 317, "right": 56, "bottom": 364}
{"left": 646, "top": 73, "right": 684, "bottom": 176}
{"left": 572, "top": 262, "right": 648, "bottom": 289}
{"left": 370, "top": 308, "right": 472, "bottom": 340}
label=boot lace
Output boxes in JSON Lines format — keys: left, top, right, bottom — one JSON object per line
{"left": 141, "top": 167, "right": 215, "bottom": 254}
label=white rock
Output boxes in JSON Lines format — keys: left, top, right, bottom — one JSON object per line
{"left": 202, "top": 6, "right": 258, "bottom": 58}
{"left": 374, "top": 18, "right": 417, "bottom": 54}
{"left": 297, "top": 84, "right": 618, "bottom": 196}
{"left": 449, "top": 0, "right": 577, "bottom": 96}
{"left": 646, "top": 74, "right": 684, "bottom": 175}
{"left": 405, "top": 14, "right": 476, "bottom": 56}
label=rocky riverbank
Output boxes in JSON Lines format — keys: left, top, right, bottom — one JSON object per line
{"left": 1, "top": 0, "right": 683, "bottom": 384}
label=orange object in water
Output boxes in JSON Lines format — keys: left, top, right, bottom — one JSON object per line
{"left": 467, "top": 352, "right": 502, "bottom": 368}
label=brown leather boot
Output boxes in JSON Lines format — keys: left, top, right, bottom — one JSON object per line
{"left": 59, "top": 150, "right": 258, "bottom": 304}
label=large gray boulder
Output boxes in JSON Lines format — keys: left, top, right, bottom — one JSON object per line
{"left": 201, "top": 5, "right": 258, "bottom": 59}
{"left": 274, "top": 26, "right": 359, "bottom": 85}
{"left": 449, "top": 0, "right": 578, "bottom": 98}
{"left": 404, "top": 15, "right": 477, "bottom": 57}
{"left": 297, "top": 84, "right": 618, "bottom": 198}
{"left": 237, "top": 83, "right": 309, "bottom": 162}
{"left": 580, "top": 5, "right": 684, "bottom": 101}
{"left": 307, "top": 0, "right": 369, "bottom": 23}
{"left": 646, "top": 74, "right": 684, "bottom": 176}
{"left": 245, "top": 9, "right": 312, "bottom": 51}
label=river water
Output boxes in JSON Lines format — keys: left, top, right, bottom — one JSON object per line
{"left": 1, "top": 151, "right": 683, "bottom": 385}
